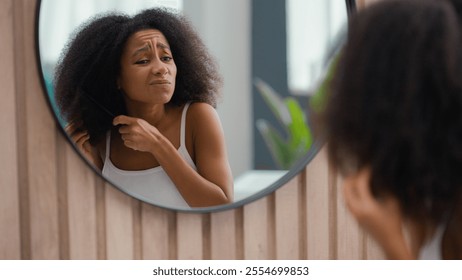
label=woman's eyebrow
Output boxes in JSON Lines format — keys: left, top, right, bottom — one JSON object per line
{"left": 157, "top": 42, "right": 171, "bottom": 51}
{"left": 132, "top": 44, "right": 150, "bottom": 57}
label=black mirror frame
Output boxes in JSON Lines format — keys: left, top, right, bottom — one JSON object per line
{"left": 34, "top": 0, "right": 356, "bottom": 213}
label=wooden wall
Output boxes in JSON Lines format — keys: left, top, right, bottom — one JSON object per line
{"left": 0, "top": 0, "right": 384, "bottom": 260}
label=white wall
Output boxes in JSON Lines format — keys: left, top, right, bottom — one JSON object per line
{"left": 183, "top": 0, "right": 252, "bottom": 178}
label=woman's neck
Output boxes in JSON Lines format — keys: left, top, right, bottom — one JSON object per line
{"left": 124, "top": 101, "right": 169, "bottom": 126}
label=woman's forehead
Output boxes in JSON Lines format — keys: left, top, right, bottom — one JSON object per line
{"left": 126, "top": 29, "right": 170, "bottom": 48}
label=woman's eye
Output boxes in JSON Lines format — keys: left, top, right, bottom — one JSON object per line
{"left": 161, "top": 56, "right": 173, "bottom": 62}
{"left": 135, "top": 59, "right": 149, "bottom": 65}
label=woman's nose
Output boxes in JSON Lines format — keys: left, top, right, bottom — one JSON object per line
{"left": 151, "top": 55, "right": 168, "bottom": 76}
{"left": 151, "top": 58, "right": 168, "bottom": 76}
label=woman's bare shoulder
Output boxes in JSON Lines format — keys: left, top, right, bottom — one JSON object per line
{"left": 188, "top": 102, "right": 216, "bottom": 113}
{"left": 186, "top": 102, "right": 223, "bottom": 138}
{"left": 187, "top": 102, "right": 219, "bottom": 122}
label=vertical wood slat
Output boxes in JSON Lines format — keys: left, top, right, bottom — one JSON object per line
{"left": 95, "top": 177, "right": 107, "bottom": 260}
{"left": 105, "top": 184, "right": 135, "bottom": 259}
{"left": 13, "top": 0, "right": 31, "bottom": 259}
{"left": 274, "top": 177, "right": 300, "bottom": 259}
{"left": 0, "top": 0, "right": 21, "bottom": 260}
{"left": 210, "top": 209, "right": 238, "bottom": 259}
{"left": 176, "top": 213, "right": 204, "bottom": 259}
{"left": 17, "top": 0, "right": 60, "bottom": 259}
{"left": 63, "top": 143, "right": 98, "bottom": 259}
{"left": 132, "top": 199, "right": 142, "bottom": 260}
{"left": 56, "top": 135, "right": 70, "bottom": 259}
{"left": 305, "top": 148, "right": 332, "bottom": 259}
{"left": 243, "top": 196, "right": 272, "bottom": 259}
{"left": 140, "top": 204, "right": 173, "bottom": 259}
{"left": 328, "top": 163, "right": 339, "bottom": 259}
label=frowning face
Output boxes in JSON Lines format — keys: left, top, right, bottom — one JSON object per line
{"left": 118, "top": 29, "right": 177, "bottom": 106}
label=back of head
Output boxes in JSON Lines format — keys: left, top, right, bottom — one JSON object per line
{"left": 323, "top": 0, "right": 462, "bottom": 258}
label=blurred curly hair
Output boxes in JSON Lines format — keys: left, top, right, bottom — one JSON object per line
{"left": 54, "top": 8, "right": 222, "bottom": 145}
{"left": 322, "top": 0, "right": 462, "bottom": 257}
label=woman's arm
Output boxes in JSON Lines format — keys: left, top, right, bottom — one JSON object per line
{"left": 113, "top": 103, "right": 233, "bottom": 207}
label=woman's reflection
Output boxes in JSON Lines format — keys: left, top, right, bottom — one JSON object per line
{"left": 55, "top": 8, "right": 233, "bottom": 209}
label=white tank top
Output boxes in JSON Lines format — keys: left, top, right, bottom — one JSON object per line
{"left": 102, "top": 103, "right": 196, "bottom": 209}
{"left": 418, "top": 224, "right": 445, "bottom": 260}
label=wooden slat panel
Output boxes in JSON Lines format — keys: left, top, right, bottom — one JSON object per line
{"left": 140, "top": 204, "right": 173, "bottom": 259}
{"left": 243, "top": 196, "right": 272, "bottom": 259}
{"left": 0, "top": 0, "right": 21, "bottom": 260}
{"left": 105, "top": 184, "right": 135, "bottom": 259}
{"left": 131, "top": 199, "right": 142, "bottom": 260}
{"left": 305, "top": 148, "right": 332, "bottom": 259}
{"left": 176, "top": 213, "right": 204, "bottom": 259}
{"left": 275, "top": 177, "right": 300, "bottom": 259}
{"left": 56, "top": 135, "right": 70, "bottom": 259}
{"left": 17, "top": 0, "right": 60, "bottom": 259}
{"left": 64, "top": 144, "right": 98, "bottom": 259}
{"left": 13, "top": 0, "right": 31, "bottom": 259}
{"left": 210, "top": 209, "right": 238, "bottom": 259}
{"left": 95, "top": 177, "right": 107, "bottom": 260}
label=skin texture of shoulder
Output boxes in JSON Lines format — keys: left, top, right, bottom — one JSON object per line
{"left": 186, "top": 102, "right": 223, "bottom": 152}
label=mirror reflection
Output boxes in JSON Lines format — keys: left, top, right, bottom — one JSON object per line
{"left": 38, "top": 0, "right": 351, "bottom": 211}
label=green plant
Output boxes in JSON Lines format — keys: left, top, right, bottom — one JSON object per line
{"left": 309, "top": 51, "right": 340, "bottom": 113}
{"left": 254, "top": 78, "right": 313, "bottom": 169}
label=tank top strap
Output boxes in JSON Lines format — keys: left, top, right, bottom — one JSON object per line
{"left": 180, "top": 103, "right": 191, "bottom": 147}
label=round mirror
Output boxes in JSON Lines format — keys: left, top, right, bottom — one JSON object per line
{"left": 36, "top": 0, "right": 355, "bottom": 212}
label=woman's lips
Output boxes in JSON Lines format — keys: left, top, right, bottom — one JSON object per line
{"left": 149, "top": 80, "right": 170, "bottom": 85}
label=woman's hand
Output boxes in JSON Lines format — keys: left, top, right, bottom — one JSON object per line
{"left": 64, "top": 121, "right": 103, "bottom": 169}
{"left": 112, "top": 115, "right": 159, "bottom": 153}
{"left": 342, "top": 168, "right": 414, "bottom": 259}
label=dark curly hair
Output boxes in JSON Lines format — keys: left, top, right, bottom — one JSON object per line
{"left": 322, "top": 0, "right": 462, "bottom": 258}
{"left": 54, "top": 8, "right": 223, "bottom": 145}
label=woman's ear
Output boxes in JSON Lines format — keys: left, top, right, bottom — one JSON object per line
{"left": 341, "top": 168, "right": 409, "bottom": 259}
{"left": 342, "top": 167, "right": 403, "bottom": 226}
{"left": 341, "top": 168, "right": 373, "bottom": 218}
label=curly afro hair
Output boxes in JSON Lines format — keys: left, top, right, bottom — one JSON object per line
{"left": 322, "top": 0, "right": 462, "bottom": 256}
{"left": 54, "top": 8, "right": 223, "bottom": 145}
